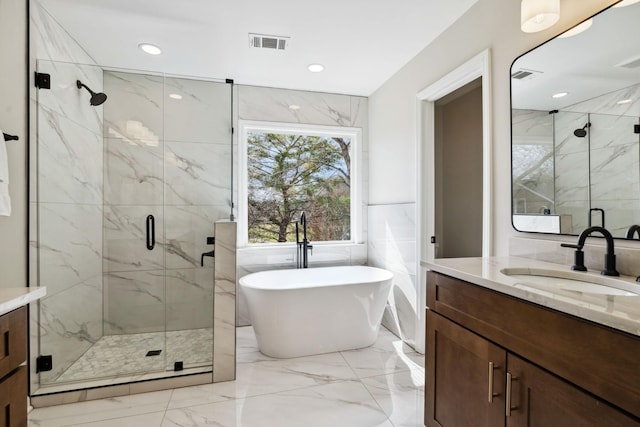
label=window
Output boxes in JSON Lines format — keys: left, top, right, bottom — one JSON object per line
{"left": 239, "top": 121, "right": 361, "bottom": 246}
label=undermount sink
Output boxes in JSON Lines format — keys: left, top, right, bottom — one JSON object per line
{"left": 500, "top": 267, "right": 640, "bottom": 297}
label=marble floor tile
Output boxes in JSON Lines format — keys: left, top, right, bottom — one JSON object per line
{"left": 30, "top": 326, "right": 423, "bottom": 427}
{"left": 163, "top": 381, "right": 393, "bottom": 427}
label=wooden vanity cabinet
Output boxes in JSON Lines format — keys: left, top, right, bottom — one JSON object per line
{"left": 0, "top": 306, "right": 28, "bottom": 427}
{"left": 425, "top": 271, "right": 640, "bottom": 427}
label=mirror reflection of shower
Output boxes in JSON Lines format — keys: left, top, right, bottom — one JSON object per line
{"left": 76, "top": 79, "right": 108, "bottom": 106}
{"left": 573, "top": 122, "right": 591, "bottom": 138}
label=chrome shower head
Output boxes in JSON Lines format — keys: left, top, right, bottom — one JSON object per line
{"left": 76, "top": 80, "right": 108, "bottom": 106}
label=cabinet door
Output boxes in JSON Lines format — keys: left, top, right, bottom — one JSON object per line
{"left": 426, "top": 310, "right": 506, "bottom": 427}
{"left": 506, "top": 353, "right": 640, "bottom": 427}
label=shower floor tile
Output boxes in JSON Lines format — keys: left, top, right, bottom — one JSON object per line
{"left": 52, "top": 328, "right": 213, "bottom": 384}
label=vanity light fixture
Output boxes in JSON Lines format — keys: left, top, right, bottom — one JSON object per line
{"left": 558, "top": 19, "right": 593, "bottom": 38}
{"left": 139, "top": 43, "right": 162, "bottom": 55}
{"left": 617, "top": 99, "right": 633, "bottom": 104}
{"left": 169, "top": 93, "right": 183, "bottom": 100}
{"left": 613, "top": 0, "right": 640, "bottom": 7}
{"left": 521, "top": 0, "right": 560, "bottom": 33}
{"left": 308, "top": 63, "right": 324, "bottom": 73}
{"left": 552, "top": 92, "right": 568, "bottom": 98}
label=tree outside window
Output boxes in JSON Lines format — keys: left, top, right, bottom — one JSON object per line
{"left": 247, "top": 131, "right": 351, "bottom": 244}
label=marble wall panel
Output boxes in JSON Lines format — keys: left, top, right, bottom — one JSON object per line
{"left": 165, "top": 205, "right": 226, "bottom": 269}
{"left": 104, "top": 137, "right": 164, "bottom": 205}
{"left": 103, "top": 71, "right": 163, "bottom": 143}
{"left": 38, "top": 106, "right": 103, "bottom": 204}
{"left": 164, "top": 77, "right": 231, "bottom": 143}
{"left": 213, "top": 221, "right": 236, "bottom": 382}
{"left": 367, "top": 203, "right": 417, "bottom": 348}
{"left": 103, "top": 270, "right": 165, "bottom": 335}
{"left": 165, "top": 268, "right": 214, "bottom": 331}
{"left": 38, "top": 276, "right": 103, "bottom": 384}
{"left": 563, "top": 83, "right": 640, "bottom": 117}
{"left": 554, "top": 111, "right": 589, "bottom": 156}
{"left": 103, "top": 206, "right": 164, "bottom": 272}
{"left": 36, "top": 60, "right": 104, "bottom": 136}
{"left": 38, "top": 203, "right": 102, "bottom": 296}
{"left": 164, "top": 141, "right": 231, "bottom": 206}
{"left": 238, "top": 85, "right": 351, "bottom": 126}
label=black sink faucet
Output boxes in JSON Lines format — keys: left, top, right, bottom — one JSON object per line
{"left": 626, "top": 224, "right": 640, "bottom": 240}
{"left": 561, "top": 226, "right": 619, "bottom": 276}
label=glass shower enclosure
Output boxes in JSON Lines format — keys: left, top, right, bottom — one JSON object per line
{"left": 31, "top": 60, "right": 232, "bottom": 390}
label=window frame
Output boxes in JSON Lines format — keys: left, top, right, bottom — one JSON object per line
{"left": 238, "top": 120, "right": 362, "bottom": 248}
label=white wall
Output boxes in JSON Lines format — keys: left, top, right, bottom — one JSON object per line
{"left": 368, "top": 0, "right": 619, "bottom": 257}
{"left": 0, "top": 0, "right": 27, "bottom": 288}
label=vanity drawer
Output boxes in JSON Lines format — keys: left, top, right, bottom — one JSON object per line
{"left": 0, "top": 307, "right": 27, "bottom": 380}
{"left": 0, "top": 365, "right": 27, "bottom": 427}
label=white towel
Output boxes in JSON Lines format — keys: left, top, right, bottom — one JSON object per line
{"left": 0, "top": 127, "right": 11, "bottom": 216}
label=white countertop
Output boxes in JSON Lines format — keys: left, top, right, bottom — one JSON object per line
{"left": 424, "top": 257, "right": 640, "bottom": 337}
{"left": 0, "top": 287, "right": 46, "bottom": 316}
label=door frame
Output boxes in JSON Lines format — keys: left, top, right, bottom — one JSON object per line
{"left": 414, "top": 49, "right": 492, "bottom": 352}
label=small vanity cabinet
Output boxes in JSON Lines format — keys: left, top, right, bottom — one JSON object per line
{"left": 425, "top": 271, "right": 640, "bottom": 427}
{"left": 0, "top": 306, "right": 28, "bottom": 427}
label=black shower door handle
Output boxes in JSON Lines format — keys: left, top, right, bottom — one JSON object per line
{"left": 146, "top": 214, "right": 155, "bottom": 250}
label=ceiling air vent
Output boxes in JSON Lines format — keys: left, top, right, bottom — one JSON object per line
{"left": 511, "top": 69, "right": 542, "bottom": 80}
{"left": 249, "top": 33, "right": 290, "bottom": 51}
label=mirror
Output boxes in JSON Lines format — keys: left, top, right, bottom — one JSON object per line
{"left": 511, "top": 1, "right": 640, "bottom": 238}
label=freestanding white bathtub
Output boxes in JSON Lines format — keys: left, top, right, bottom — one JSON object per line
{"left": 240, "top": 266, "right": 393, "bottom": 358}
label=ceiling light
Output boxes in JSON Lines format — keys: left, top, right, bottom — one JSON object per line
{"left": 288, "top": 104, "right": 301, "bottom": 110}
{"left": 308, "top": 63, "right": 324, "bottom": 73}
{"left": 613, "top": 0, "right": 640, "bottom": 7}
{"left": 558, "top": 19, "right": 592, "bottom": 38}
{"left": 139, "top": 43, "right": 162, "bottom": 55}
{"left": 169, "top": 93, "right": 183, "bottom": 100}
{"left": 552, "top": 92, "right": 568, "bottom": 98}
{"left": 617, "top": 99, "right": 632, "bottom": 104}
{"left": 521, "top": 0, "right": 560, "bottom": 33}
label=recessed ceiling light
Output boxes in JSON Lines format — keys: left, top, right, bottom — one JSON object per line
{"left": 139, "top": 43, "right": 162, "bottom": 55}
{"left": 288, "top": 104, "right": 301, "bottom": 110}
{"left": 308, "top": 63, "right": 324, "bottom": 73}
{"left": 613, "top": 0, "right": 640, "bottom": 7}
{"left": 617, "top": 99, "right": 633, "bottom": 104}
{"left": 552, "top": 92, "right": 568, "bottom": 98}
{"left": 558, "top": 19, "right": 592, "bottom": 38}
{"left": 169, "top": 93, "right": 183, "bottom": 100}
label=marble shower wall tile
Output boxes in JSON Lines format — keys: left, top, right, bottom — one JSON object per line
{"left": 164, "top": 141, "right": 231, "bottom": 206}
{"left": 103, "top": 206, "right": 164, "bottom": 272}
{"left": 104, "top": 137, "right": 164, "bottom": 205}
{"left": 38, "top": 105, "right": 103, "bottom": 204}
{"left": 38, "top": 276, "right": 103, "bottom": 384}
{"left": 367, "top": 204, "right": 418, "bottom": 347}
{"left": 564, "top": 83, "right": 640, "bottom": 117}
{"left": 213, "top": 221, "right": 237, "bottom": 382}
{"left": 165, "top": 268, "right": 214, "bottom": 331}
{"left": 31, "top": 2, "right": 96, "bottom": 65}
{"left": 165, "top": 205, "right": 226, "bottom": 269}
{"left": 238, "top": 85, "right": 351, "bottom": 126}
{"left": 38, "top": 203, "right": 103, "bottom": 296}
{"left": 103, "top": 270, "right": 165, "bottom": 335}
{"left": 103, "top": 71, "right": 164, "bottom": 143}
{"left": 511, "top": 109, "right": 553, "bottom": 143}
{"left": 164, "top": 77, "right": 231, "bottom": 143}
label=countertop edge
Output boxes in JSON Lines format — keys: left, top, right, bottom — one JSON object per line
{"left": 0, "top": 287, "right": 47, "bottom": 316}
{"left": 424, "top": 257, "right": 640, "bottom": 337}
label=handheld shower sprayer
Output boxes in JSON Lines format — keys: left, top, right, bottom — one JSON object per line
{"left": 76, "top": 80, "right": 108, "bottom": 106}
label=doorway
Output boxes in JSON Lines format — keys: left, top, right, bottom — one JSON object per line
{"left": 434, "top": 78, "right": 483, "bottom": 258}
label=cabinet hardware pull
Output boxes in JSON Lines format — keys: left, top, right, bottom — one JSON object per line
{"left": 488, "top": 362, "right": 500, "bottom": 403}
{"left": 146, "top": 215, "right": 155, "bottom": 250}
{"left": 506, "top": 372, "right": 519, "bottom": 416}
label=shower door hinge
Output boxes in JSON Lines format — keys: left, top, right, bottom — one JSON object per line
{"left": 35, "top": 72, "right": 51, "bottom": 89}
{"left": 36, "top": 355, "right": 53, "bottom": 373}
{"left": 430, "top": 236, "right": 436, "bottom": 244}
{"left": 225, "top": 78, "right": 234, "bottom": 85}
{"left": 634, "top": 124, "right": 639, "bottom": 134}
{"left": 174, "top": 361, "right": 184, "bottom": 371}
